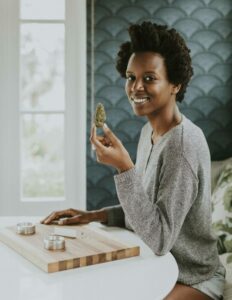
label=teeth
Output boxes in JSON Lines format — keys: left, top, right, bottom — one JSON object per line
{"left": 132, "top": 97, "right": 150, "bottom": 104}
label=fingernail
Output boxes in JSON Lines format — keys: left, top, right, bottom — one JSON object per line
{"left": 103, "top": 123, "right": 108, "bottom": 128}
{"left": 92, "top": 144, "right": 96, "bottom": 150}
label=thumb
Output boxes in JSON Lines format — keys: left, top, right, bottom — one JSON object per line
{"left": 102, "top": 123, "right": 120, "bottom": 145}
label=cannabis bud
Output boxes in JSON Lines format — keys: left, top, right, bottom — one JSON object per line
{"left": 94, "top": 103, "right": 106, "bottom": 128}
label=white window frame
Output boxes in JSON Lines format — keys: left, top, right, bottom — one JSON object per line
{"left": 0, "top": 0, "right": 86, "bottom": 216}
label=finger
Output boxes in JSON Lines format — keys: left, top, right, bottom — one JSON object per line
{"left": 90, "top": 125, "right": 109, "bottom": 140}
{"left": 90, "top": 126, "right": 106, "bottom": 144}
{"left": 94, "top": 138, "right": 107, "bottom": 151}
{"left": 91, "top": 124, "right": 106, "bottom": 151}
{"left": 41, "top": 210, "right": 73, "bottom": 224}
{"left": 102, "top": 123, "right": 120, "bottom": 145}
{"left": 90, "top": 123, "right": 94, "bottom": 141}
{"left": 41, "top": 212, "right": 59, "bottom": 224}
{"left": 96, "top": 136, "right": 106, "bottom": 145}
{"left": 58, "top": 215, "right": 90, "bottom": 225}
{"left": 97, "top": 136, "right": 105, "bottom": 142}
{"left": 90, "top": 124, "right": 98, "bottom": 150}
{"left": 97, "top": 136, "right": 112, "bottom": 147}
{"left": 90, "top": 123, "right": 96, "bottom": 142}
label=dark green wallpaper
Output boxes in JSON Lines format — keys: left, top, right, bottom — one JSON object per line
{"left": 87, "top": 0, "right": 232, "bottom": 210}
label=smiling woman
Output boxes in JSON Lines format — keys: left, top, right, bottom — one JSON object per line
{"left": 90, "top": 22, "right": 225, "bottom": 300}
{"left": 42, "top": 21, "right": 225, "bottom": 300}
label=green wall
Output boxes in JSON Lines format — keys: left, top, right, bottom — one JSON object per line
{"left": 87, "top": 0, "right": 232, "bottom": 210}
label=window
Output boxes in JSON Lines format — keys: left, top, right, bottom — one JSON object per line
{"left": 0, "top": 0, "right": 86, "bottom": 215}
{"left": 20, "top": 0, "right": 65, "bottom": 201}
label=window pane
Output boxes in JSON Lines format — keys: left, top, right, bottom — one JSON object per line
{"left": 21, "top": 114, "right": 65, "bottom": 199}
{"left": 20, "top": 24, "right": 65, "bottom": 111}
{"left": 20, "top": 0, "right": 65, "bottom": 20}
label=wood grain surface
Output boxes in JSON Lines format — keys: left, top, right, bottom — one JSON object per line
{"left": 0, "top": 224, "right": 140, "bottom": 273}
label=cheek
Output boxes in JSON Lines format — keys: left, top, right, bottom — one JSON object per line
{"left": 151, "top": 83, "right": 169, "bottom": 96}
{"left": 125, "top": 82, "right": 130, "bottom": 97}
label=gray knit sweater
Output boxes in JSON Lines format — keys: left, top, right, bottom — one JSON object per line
{"left": 103, "top": 114, "right": 220, "bottom": 285}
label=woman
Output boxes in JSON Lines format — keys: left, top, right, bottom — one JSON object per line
{"left": 41, "top": 22, "right": 225, "bottom": 300}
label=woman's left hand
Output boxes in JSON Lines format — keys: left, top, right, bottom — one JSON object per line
{"left": 90, "top": 124, "right": 134, "bottom": 173}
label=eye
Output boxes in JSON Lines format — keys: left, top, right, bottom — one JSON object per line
{"left": 144, "top": 75, "right": 156, "bottom": 82}
{"left": 126, "top": 75, "right": 135, "bottom": 81}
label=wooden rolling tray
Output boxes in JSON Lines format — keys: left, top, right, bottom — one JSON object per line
{"left": 0, "top": 224, "right": 140, "bottom": 273}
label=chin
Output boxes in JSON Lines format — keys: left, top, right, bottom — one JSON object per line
{"left": 133, "top": 109, "right": 144, "bottom": 115}
{"left": 130, "top": 99, "right": 156, "bottom": 115}
{"left": 132, "top": 106, "right": 152, "bottom": 117}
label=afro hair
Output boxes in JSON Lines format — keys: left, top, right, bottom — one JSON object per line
{"left": 116, "top": 21, "right": 193, "bottom": 102}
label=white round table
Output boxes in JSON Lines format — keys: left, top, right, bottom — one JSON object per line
{"left": 0, "top": 217, "right": 178, "bottom": 300}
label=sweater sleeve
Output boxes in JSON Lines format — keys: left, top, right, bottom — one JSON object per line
{"left": 101, "top": 204, "right": 126, "bottom": 227}
{"left": 114, "top": 154, "right": 199, "bottom": 255}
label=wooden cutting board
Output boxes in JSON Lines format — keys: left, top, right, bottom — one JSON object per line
{"left": 0, "top": 224, "right": 140, "bottom": 273}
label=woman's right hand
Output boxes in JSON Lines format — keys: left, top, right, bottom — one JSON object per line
{"left": 40, "top": 208, "right": 108, "bottom": 225}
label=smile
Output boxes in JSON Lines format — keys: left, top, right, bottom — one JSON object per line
{"left": 131, "top": 97, "right": 150, "bottom": 104}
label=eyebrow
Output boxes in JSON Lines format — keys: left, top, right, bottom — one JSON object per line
{"left": 126, "top": 70, "right": 158, "bottom": 75}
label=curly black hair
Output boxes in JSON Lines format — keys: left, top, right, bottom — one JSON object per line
{"left": 116, "top": 21, "right": 193, "bottom": 102}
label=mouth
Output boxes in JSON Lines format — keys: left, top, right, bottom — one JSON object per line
{"left": 130, "top": 97, "right": 151, "bottom": 105}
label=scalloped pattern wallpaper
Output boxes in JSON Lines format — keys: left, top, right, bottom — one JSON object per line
{"left": 86, "top": 0, "right": 232, "bottom": 210}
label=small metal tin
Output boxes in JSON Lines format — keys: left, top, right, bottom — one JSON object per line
{"left": 16, "top": 222, "right": 36, "bottom": 235}
{"left": 44, "top": 235, "right": 65, "bottom": 251}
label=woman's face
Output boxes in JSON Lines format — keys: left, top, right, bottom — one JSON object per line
{"left": 125, "top": 52, "right": 177, "bottom": 117}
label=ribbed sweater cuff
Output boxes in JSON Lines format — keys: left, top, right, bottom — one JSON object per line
{"left": 101, "top": 205, "right": 125, "bottom": 227}
{"left": 114, "top": 167, "right": 136, "bottom": 184}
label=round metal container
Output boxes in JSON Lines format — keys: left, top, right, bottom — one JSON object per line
{"left": 16, "top": 222, "right": 36, "bottom": 235}
{"left": 44, "top": 235, "right": 65, "bottom": 250}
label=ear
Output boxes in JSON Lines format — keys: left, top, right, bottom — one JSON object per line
{"left": 171, "top": 84, "right": 181, "bottom": 95}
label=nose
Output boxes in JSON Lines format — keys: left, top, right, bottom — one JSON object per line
{"left": 131, "top": 78, "right": 144, "bottom": 92}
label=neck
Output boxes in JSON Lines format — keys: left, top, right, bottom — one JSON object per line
{"left": 148, "top": 104, "right": 182, "bottom": 141}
